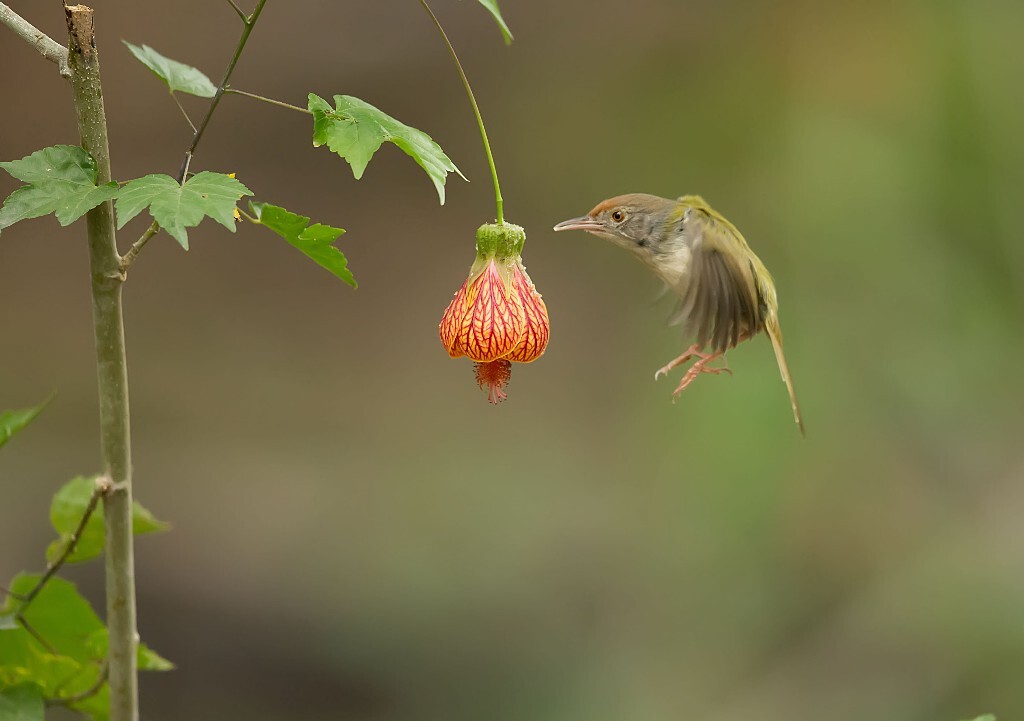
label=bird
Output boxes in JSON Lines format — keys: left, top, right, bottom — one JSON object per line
{"left": 553, "top": 193, "right": 804, "bottom": 435}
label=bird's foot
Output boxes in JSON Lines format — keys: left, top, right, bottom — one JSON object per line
{"left": 669, "top": 350, "right": 732, "bottom": 400}
{"left": 654, "top": 343, "right": 705, "bottom": 380}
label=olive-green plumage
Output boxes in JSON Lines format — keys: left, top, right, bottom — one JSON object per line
{"left": 554, "top": 193, "right": 804, "bottom": 434}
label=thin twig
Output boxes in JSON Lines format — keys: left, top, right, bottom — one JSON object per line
{"left": 19, "top": 616, "right": 59, "bottom": 655}
{"left": 225, "top": 0, "right": 249, "bottom": 24}
{"left": 121, "top": 0, "right": 268, "bottom": 270}
{"left": 20, "top": 482, "right": 104, "bottom": 609}
{"left": 175, "top": 0, "right": 268, "bottom": 183}
{"left": 46, "top": 663, "right": 109, "bottom": 707}
{"left": 224, "top": 87, "right": 312, "bottom": 115}
{"left": 0, "top": 2, "right": 71, "bottom": 77}
{"left": 120, "top": 222, "right": 161, "bottom": 272}
{"left": 171, "top": 93, "right": 198, "bottom": 133}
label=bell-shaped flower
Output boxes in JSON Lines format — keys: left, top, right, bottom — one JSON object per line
{"left": 439, "top": 223, "right": 550, "bottom": 403}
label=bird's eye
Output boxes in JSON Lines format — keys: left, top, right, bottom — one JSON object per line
{"left": 611, "top": 210, "right": 626, "bottom": 223}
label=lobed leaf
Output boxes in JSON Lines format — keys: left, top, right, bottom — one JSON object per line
{"left": 122, "top": 41, "right": 217, "bottom": 97}
{"left": 0, "top": 146, "right": 118, "bottom": 234}
{"left": 116, "top": 172, "right": 252, "bottom": 250}
{"left": 0, "top": 683, "right": 44, "bottom": 721}
{"left": 250, "top": 202, "right": 355, "bottom": 287}
{"left": 464, "top": 0, "right": 513, "bottom": 44}
{"left": 46, "top": 476, "right": 169, "bottom": 565}
{"left": 0, "top": 397, "right": 50, "bottom": 451}
{"left": 308, "top": 93, "right": 464, "bottom": 204}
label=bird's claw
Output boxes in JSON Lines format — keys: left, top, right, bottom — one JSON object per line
{"left": 661, "top": 349, "right": 731, "bottom": 399}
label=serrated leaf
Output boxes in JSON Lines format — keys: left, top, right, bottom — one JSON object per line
{"left": 0, "top": 146, "right": 118, "bottom": 233}
{"left": 122, "top": 41, "right": 217, "bottom": 97}
{"left": 46, "top": 476, "right": 168, "bottom": 565}
{"left": 250, "top": 202, "right": 355, "bottom": 287}
{"left": 0, "top": 396, "right": 50, "bottom": 451}
{"left": 464, "top": 0, "right": 512, "bottom": 44}
{"left": 308, "top": 93, "right": 463, "bottom": 204}
{"left": 116, "top": 171, "right": 252, "bottom": 250}
{"left": 0, "top": 683, "right": 44, "bottom": 721}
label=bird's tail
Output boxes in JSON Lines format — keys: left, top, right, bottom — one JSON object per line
{"left": 765, "top": 317, "right": 804, "bottom": 436}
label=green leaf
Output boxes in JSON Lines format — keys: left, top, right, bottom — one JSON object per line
{"left": 308, "top": 93, "right": 464, "bottom": 204}
{"left": 116, "top": 172, "right": 252, "bottom": 250}
{"left": 250, "top": 202, "right": 355, "bottom": 287}
{"left": 961, "top": 716, "right": 996, "bottom": 721}
{"left": 0, "top": 396, "right": 50, "bottom": 451}
{"left": 0, "top": 146, "right": 118, "bottom": 233}
{"left": 464, "top": 0, "right": 512, "bottom": 44}
{"left": 122, "top": 41, "right": 217, "bottom": 97}
{"left": 69, "top": 684, "right": 110, "bottom": 721}
{"left": 0, "top": 683, "right": 44, "bottom": 721}
{"left": 138, "top": 643, "right": 175, "bottom": 671}
{"left": 46, "top": 476, "right": 169, "bottom": 565}
{"left": 0, "top": 627, "right": 82, "bottom": 696}
{"left": 6, "top": 575, "right": 104, "bottom": 663}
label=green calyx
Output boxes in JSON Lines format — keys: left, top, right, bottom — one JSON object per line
{"left": 475, "top": 222, "right": 525, "bottom": 260}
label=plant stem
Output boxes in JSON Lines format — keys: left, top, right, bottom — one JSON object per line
{"left": 64, "top": 5, "right": 137, "bottom": 721}
{"left": 225, "top": 87, "right": 311, "bottom": 115}
{"left": 418, "top": 0, "right": 504, "bottom": 224}
{"left": 0, "top": 2, "right": 70, "bottom": 77}
{"left": 120, "top": 222, "right": 160, "bottom": 272}
{"left": 176, "top": 0, "right": 268, "bottom": 183}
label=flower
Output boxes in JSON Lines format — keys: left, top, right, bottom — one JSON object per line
{"left": 439, "top": 223, "right": 550, "bottom": 403}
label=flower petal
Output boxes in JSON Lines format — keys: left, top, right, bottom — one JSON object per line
{"left": 457, "top": 260, "right": 525, "bottom": 362}
{"left": 506, "top": 263, "right": 550, "bottom": 363}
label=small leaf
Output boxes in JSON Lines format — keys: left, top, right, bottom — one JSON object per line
{"left": 464, "top": 0, "right": 513, "bottom": 44}
{"left": 250, "top": 202, "right": 355, "bottom": 287}
{"left": 116, "top": 172, "right": 252, "bottom": 250}
{"left": 46, "top": 476, "right": 169, "bottom": 565}
{"left": 0, "top": 396, "right": 50, "bottom": 451}
{"left": 0, "top": 146, "right": 118, "bottom": 233}
{"left": 308, "top": 93, "right": 464, "bottom": 204}
{"left": 122, "top": 41, "right": 217, "bottom": 97}
{"left": 0, "top": 683, "right": 44, "bottom": 721}
{"left": 84, "top": 628, "right": 174, "bottom": 672}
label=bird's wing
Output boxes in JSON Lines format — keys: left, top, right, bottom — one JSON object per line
{"left": 673, "top": 207, "right": 765, "bottom": 353}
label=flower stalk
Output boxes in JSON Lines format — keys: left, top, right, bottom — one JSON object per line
{"left": 418, "top": 0, "right": 504, "bottom": 224}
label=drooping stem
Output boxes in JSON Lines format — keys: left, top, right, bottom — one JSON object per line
{"left": 418, "top": 0, "right": 504, "bottom": 224}
{"left": 63, "top": 5, "right": 137, "bottom": 720}
{"left": 176, "top": 0, "right": 268, "bottom": 183}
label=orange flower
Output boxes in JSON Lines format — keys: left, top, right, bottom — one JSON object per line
{"left": 439, "top": 223, "right": 550, "bottom": 403}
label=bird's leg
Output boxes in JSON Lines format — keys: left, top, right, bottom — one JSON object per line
{"left": 654, "top": 343, "right": 704, "bottom": 380}
{"left": 671, "top": 349, "right": 733, "bottom": 399}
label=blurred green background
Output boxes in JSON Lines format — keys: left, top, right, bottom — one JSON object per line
{"left": 2, "top": 0, "right": 1023, "bottom": 719}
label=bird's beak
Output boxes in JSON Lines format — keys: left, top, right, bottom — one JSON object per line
{"left": 553, "top": 216, "right": 602, "bottom": 233}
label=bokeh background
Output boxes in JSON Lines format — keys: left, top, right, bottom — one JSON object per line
{"left": 2, "top": 0, "right": 1023, "bottom": 719}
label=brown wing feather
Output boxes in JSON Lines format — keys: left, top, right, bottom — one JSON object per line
{"left": 677, "top": 241, "right": 762, "bottom": 353}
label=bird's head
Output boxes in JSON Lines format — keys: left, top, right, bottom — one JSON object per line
{"left": 553, "top": 193, "right": 677, "bottom": 260}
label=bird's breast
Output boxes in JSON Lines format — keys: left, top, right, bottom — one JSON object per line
{"left": 649, "top": 244, "right": 692, "bottom": 290}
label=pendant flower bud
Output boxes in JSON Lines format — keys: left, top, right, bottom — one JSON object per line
{"left": 439, "top": 222, "right": 550, "bottom": 403}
